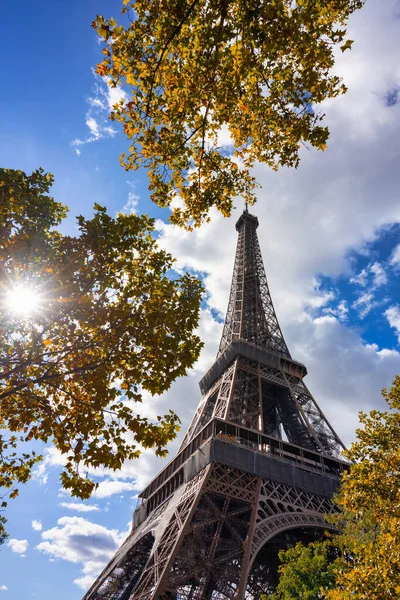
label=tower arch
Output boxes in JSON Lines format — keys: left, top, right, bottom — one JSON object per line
{"left": 246, "top": 515, "right": 337, "bottom": 598}
{"left": 250, "top": 512, "right": 334, "bottom": 569}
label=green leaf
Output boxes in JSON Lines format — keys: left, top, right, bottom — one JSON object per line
{"left": 340, "top": 39, "right": 354, "bottom": 52}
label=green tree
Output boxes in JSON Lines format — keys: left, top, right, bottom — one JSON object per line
{"left": 268, "top": 540, "right": 337, "bottom": 600}
{"left": 93, "top": 0, "right": 364, "bottom": 228}
{"left": 0, "top": 168, "right": 203, "bottom": 541}
{"left": 325, "top": 375, "right": 400, "bottom": 600}
{"left": 265, "top": 375, "right": 400, "bottom": 600}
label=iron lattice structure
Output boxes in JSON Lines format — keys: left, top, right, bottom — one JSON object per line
{"left": 83, "top": 210, "right": 347, "bottom": 600}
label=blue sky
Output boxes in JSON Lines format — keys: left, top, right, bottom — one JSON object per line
{"left": 1, "top": 0, "right": 161, "bottom": 230}
{"left": 1, "top": 1, "right": 400, "bottom": 598}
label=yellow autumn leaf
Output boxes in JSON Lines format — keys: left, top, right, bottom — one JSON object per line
{"left": 93, "top": 0, "right": 364, "bottom": 228}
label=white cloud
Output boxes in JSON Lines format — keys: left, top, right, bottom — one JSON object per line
{"left": 72, "top": 116, "right": 117, "bottom": 148}
{"left": 0, "top": 585, "right": 8, "bottom": 592}
{"left": 287, "top": 313, "right": 400, "bottom": 442}
{"left": 88, "top": 95, "right": 106, "bottom": 110}
{"left": 384, "top": 305, "right": 400, "bottom": 343}
{"left": 37, "top": 517, "right": 128, "bottom": 591}
{"left": 324, "top": 299, "right": 349, "bottom": 322}
{"left": 308, "top": 287, "right": 336, "bottom": 309}
{"left": 86, "top": 117, "right": 101, "bottom": 139}
{"left": 106, "top": 82, "right": 128, "bottom": 110}
{"left": 370, "top": 261, "right": 388, "bottom": 287}
{"left": 349, "top": 260, "right": 389, "bottom": 317}
{"left": 33, "top": 462, "right": 48, "bottom": 485}
{"left": 352, "top": 291, "right": 378, "bottom": 319}
{"left": 32, "top": 520, "right": 42, "bottom": 532}
{"left": 93, "top": 480, "right": 137, "bottom": 499}
{"left": 32, "top": 445, "right": 67, "bottom": 485}
{"left": 350, "top": 268, "right": 368, "bottom": 287}
{"left": 72, "top": 74, "right": 126, "bottom": 153}
{"left": 74, "top": 574, "right": 98, "bottom": 591}
{"left": 337, "top": 300, "right": 349, "bottom": 321}
{"left": 350, "top": 261, "right": 388, "bottom": 290}
{"left": 7, "top": 539, "right": 28, "bottom": 554}
{"left": 103, "top": 125, "right": 118, "bottom": 137}
{"left": 216, "top": 123, "right": 234, "bottom": 148}
{"left": 33, "top": 449, "right": 139, "bottom": 501}
{"left": 60, "top": 502, "right": 100, "bottom": 513}
{"left": 390, "top": 243, "right": 400, "bottom": 268}
{"left": 120, "top": 192, "right": 139, "bottom": 215}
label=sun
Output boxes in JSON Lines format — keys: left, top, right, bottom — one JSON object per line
{"left": 5, "top": 285, "right": 41, "bottom": 317}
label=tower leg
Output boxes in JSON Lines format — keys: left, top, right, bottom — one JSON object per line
{"left": 133, "top": 467, "right": 212, "bottom": 600}
{"left": 235, "top": 479, "right": 262, "bottom": 599}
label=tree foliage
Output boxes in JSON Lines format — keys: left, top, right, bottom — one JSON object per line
{"left": 93, "top": 0, "right": 364, "bottom": 228}
{"left": 324, "top": 375, "right": 400, "bottom": 599}
{"left": 264, "top": 375, "right": 400, "bottom": 599}
{"left": 0, "top": 168, "right": 203, "bottom": 539}
{"left": 268, "top": 540, "right": 338, "bottom": 600}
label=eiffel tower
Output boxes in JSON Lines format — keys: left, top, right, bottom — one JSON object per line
{"left": 83, "top": 208, "right": 347, "bottom": 600}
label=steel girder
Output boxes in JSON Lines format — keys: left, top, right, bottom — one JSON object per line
{"left": 218, "top": 211, "right": 289, "bottom": 357}
{"left": 83, "top": 464, "right": 337, "bottom": 600}
{"left": 182, "top": 355, "right": 344, "bottom": 457}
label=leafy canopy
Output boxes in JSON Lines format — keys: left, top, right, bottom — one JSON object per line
{"left": 0, "top": 168, "right": 203, "bottom": 540}
{"left": 264, "top": 375, "right": 400, "bottom": 600}
{"left": 268, "top": 540, "right": 338, "bottom": 600}
{"left": 94, "top": 0, "right": 364, "bottom": 228}
{"left": 324, "top": 375, "right": 400, "bottom": 600}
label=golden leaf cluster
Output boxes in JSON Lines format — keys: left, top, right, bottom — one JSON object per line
{"left": 94, "top": 0, "right": 364, "bottom": 228}
{"left": 325, "top": 376, "right": 400, "bottom": 599}
{"left": 0, "top": 168, "right": 203, "bottom": 540}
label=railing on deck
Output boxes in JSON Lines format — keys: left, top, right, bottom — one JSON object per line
{"left": 212, "top": 418, "right": 346, "bottom": 479}
{"left": 137, "top": 418, "right": 346, "bottom": 505}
